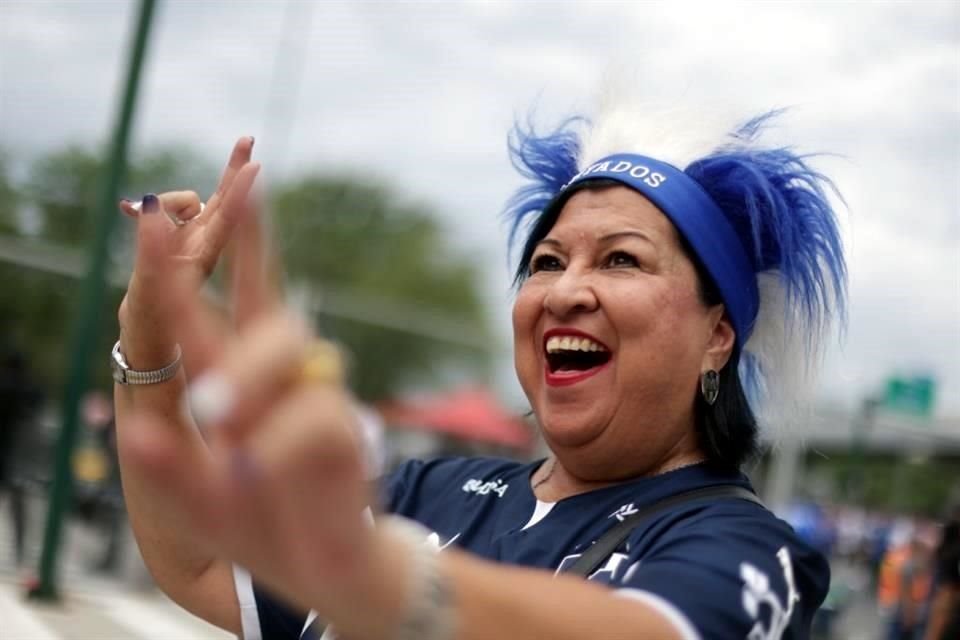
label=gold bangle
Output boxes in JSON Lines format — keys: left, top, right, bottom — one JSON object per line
{"left": 300, "top": 339, "right": 344, "bottom": 386}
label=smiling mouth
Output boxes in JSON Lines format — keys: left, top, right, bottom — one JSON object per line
{"left": 546, "top": 350, "right": 611, "bottom": 373}
{"left": 544, "top": 335, "right": 612, "bottom": 374}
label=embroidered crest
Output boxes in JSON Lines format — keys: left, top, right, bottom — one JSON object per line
{"left": 462, "top": 477, "right": 509, "bottom": 498}
{"left": 609, "top": 503, "right": 640, "bottom": 522}
{"left": 740, "top": 547, "right": 800, "bottom": 640}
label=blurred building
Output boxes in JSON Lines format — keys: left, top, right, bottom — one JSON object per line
{"left": 756, "top": 406, "right": 960, "bottom": 516}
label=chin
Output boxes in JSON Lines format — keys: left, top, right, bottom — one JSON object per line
{"left": 536, "top": 404, "right": 608, "bottom": 449}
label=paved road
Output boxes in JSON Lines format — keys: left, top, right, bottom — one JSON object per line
{"left": 0, "top": 489, "right": 231, "bottom": 639}
{"left": 819, "top": 559, "right": 883, "bottom": 640}
{"left": 1, "top": 577, "right": 233, "bottom": 640}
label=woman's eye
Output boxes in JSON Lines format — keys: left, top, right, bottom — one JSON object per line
{"left": 530, "top": 254, "right": 563, "bottom": 273}
{"left": 606, "top": 251, "right": 639, "bottom": 268}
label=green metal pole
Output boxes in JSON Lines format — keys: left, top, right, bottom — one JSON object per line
{"left": 29, "top": 0, "right": 157, "bottom": 601}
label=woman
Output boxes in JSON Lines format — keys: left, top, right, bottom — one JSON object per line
{"left": 113, "top": 100, "right": 846, "bottom": 639}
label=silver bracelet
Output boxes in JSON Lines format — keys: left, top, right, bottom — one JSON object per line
{"left": 110, "top": 339, "right": 182, "bottom": 385}
{"left": 381, "top": 516, "right": 457, "bottom": 640}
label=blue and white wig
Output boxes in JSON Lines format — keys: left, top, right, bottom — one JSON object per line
{"left": 504, "top": 100, "right": 847, "bottom": 436}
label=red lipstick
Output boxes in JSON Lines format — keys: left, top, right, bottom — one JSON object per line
{"left": 542, "top": 328, "right": 612, "bottom": 387}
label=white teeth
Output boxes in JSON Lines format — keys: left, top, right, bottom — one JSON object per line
{"left": 545, "top": 335, "right": 608, "bottom": 354}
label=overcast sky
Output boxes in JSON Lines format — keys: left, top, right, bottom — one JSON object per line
{"left": 1, "top": 0, "right": 958, "bottom": 418}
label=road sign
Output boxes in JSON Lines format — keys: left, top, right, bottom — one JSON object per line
{"left": 883, "top": 375, "right": 936, "bottom": 417}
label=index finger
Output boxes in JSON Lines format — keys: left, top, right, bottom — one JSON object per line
{"left": 200, "top": 161, "right": 261, "bottom": 267}
{"left": 207, "top": 136, "right": 255, "bottom": 209}
{"left": 226, "top": 183, "right": 286, "bottom": 328}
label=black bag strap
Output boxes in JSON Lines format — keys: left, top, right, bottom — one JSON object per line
{"left": 564, "top": 484, "right": 763, "bottom": 578}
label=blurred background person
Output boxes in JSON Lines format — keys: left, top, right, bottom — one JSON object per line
{"left": 0, "top": 336, "right": 43, "bottom": 569}
{"left": 73, "top": 390, "right": 127, "bottom": 574}
{"left": 924, "top": 508, "right": 960, "bottom": 640}
{"left": 878, "top": 522, "right": 933, "bottom": 640}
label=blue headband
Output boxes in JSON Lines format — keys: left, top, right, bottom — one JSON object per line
{"left": 561, "top": 153, "right": 760, "bottom": 348}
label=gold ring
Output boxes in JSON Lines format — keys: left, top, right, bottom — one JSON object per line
{"left": 300, "top": 339, "right": 344, "bottom": 386}
{"left": 167, "top": 202, "right": 205, "bottom": 227}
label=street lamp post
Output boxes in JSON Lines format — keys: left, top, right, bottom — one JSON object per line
{"left": 29, "top": 0, "right": 157, "bottom": 601}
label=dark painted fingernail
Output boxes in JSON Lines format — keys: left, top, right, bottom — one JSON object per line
{"left": 230, "top": 450, "right": 258, "bottom": 483}
{"left": 141, "top": 193, "right": 159, "bottom": 214}
{"left": 249, "top": 136, "right": 255, "bottom": 147}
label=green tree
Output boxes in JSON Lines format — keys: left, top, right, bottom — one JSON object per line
{"left": 1, "top": 146, "right": 492, "bottom": 403}
{"left": 806, "top": 452, "right": 960, "bottom": 517}
{"left": 273, "top": 175, "right": 491, "bottom": 401}
{"left": 0, "top": 145, "right": 214, "bottom": 392}
{"left": 24, "top": 145, "right": 214, "bottom": 249}
{"left": 0, "top": 152, "right": 20, "bottom": 235}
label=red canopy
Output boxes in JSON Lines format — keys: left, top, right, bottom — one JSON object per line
{"left": 380, "top": 387, "right": 533, "bottom": 450}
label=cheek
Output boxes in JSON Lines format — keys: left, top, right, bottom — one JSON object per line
{"left": 511, "top": 284, "right": 542, "bottom": 371}
{"left": 649, "top": 288, "right": 712, "bottom": 371}
{"left": 606, "top": 281, "right": 673, "bottom": 331}
{"left": 611, "top": 282, "right": 706, "bottom": 364}
{"left": 656, "top": 286, "right": 701, "bottom": 327}
{"left": 511, "top": 284, "right": 538, "bottom": 336}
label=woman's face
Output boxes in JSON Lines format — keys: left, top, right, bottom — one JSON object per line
{"left": 513, "top": 185, "right": 733, "bottom": 479}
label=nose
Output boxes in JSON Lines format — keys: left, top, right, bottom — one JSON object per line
{"left": 543, "top": 267, "right": 599, "bottom": 317}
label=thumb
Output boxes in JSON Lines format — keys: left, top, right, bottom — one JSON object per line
{"left": 133, "top": 193, "right": 173, "bottom": 286}
{"left": 122, "top": 194, "right": 188, "bottom": 361}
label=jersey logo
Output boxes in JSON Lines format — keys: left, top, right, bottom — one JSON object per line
{"left": 740, "top": 547, "right": 800, "bottom": 640}
{"left": 426, "top": 531, "right": 461, "bottom": 550}
{"left": 555, "top": 551, "right": 630, "bottom": 582}
{"left": 609, "top": 503, "right": 640, "bottom": 522}
{"left": 462, "top": 477, "right": 509, "bottom": 498}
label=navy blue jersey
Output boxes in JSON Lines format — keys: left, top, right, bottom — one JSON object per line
{"left": 239, "top": 457, "right": 829, "bottom": 640}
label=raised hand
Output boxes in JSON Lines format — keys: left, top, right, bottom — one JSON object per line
{"left": 118, "top": 136, "right": 259, "bottom": 368}
{"left": 123, "top": 191, "right": 378, "bottom": 619}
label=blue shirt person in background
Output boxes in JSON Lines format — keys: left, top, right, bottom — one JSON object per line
{"left": 112, "top": 89, "right": 847, "bottom": 640}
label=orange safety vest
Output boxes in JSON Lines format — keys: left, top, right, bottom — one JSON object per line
{"left": 878, "top": 545, "right": 931, "bottom": 608}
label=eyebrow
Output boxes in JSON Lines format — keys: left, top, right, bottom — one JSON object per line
{"left": 536, "top": 230, "right": 656, "bottom": 249}
{"left": 599, "top": 231, "right": 656, "bottom": 245}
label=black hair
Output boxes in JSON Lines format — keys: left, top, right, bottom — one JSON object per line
{"left": 514, "top": 178, "right": 759, "bottom": 471}
{"left": 689, "top": 292, "right": 760, "bottom": 472}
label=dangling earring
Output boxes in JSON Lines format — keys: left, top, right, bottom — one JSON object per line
{"left": 700, "top": 370, "right": 720, "bottom": 405}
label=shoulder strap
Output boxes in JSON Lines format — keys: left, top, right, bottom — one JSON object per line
{"left": 564, "top": 484, "right": 763, "bottom": 578}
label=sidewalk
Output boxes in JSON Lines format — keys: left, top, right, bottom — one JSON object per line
{"left": 0, "top": 575, "right": 233, "bottom": 640}
{"left": 0, "top": 489, "right": 232, "bottom": 639}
